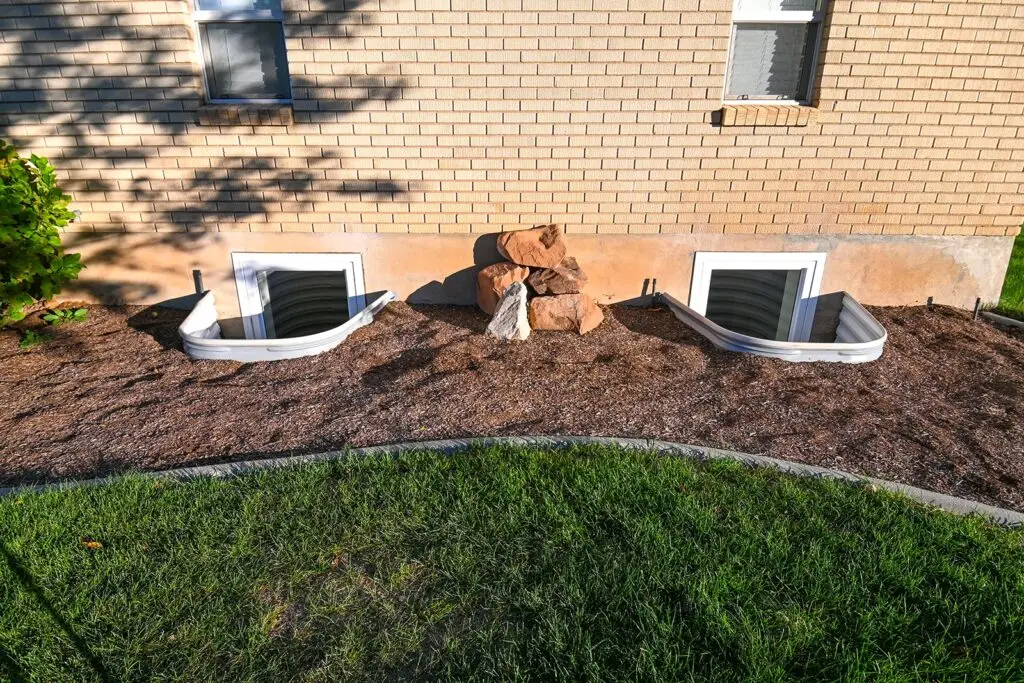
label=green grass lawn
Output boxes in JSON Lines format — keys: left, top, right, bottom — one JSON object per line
{"left": 2, "top": 446, "right": 1024, "bottom": 681}
{"left": 996, "top": 230, "right": 1024, "bottom": 319}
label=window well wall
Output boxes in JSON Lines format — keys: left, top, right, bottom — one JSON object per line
{"left": 705, "top": 269, "right": 802, "bottom": 341}
{"left": 257, "top": 270, "right": 350, "bottom": 338}
{"left": 233, "top": 252, "right": 367, "bottom": 340}
{"left": 689, "top": 252, "right": 826, "bottom": 343}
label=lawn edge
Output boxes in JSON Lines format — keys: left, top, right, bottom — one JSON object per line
{"left": 3, "top": 436, "right": 1022, "bottom": 526}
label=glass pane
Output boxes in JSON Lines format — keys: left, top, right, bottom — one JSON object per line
{"left": 734, "top": 0, "right": 821, "bottom": 12}
{"left": 705, "top": 269, "right": 802, "bottom": 341}
{"left": 257, "top": 270, "right": 350, "bottom": 339}
{"left": 197, "top": 0, "right": 281, "bottom": 11}
{"left": 726, "top": 23, "right": 819, "bottom": 101}
{"left": 201, "top": 22, "right": 290, "bottom": 100}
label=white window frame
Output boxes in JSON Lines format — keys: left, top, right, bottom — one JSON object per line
{"left": 689, "top": 251, "right": 826, "bottom": 343}
{"left": 192, "top": 1, "right": 292, "bottom": 104}
{"left": 232, "top": 252, "right": 367, "bottom": 340}
{"left": 723, "top": 1, "right": 828, "bottom": 106}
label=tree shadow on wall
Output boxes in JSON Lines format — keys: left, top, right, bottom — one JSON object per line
{"left": 0, "top": 0, "right": 413, "bottom": 297}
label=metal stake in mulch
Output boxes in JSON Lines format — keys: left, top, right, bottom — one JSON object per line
{"left": 973, "top": 297, "right": 982, "bottom": 322}
{"left": 927, "top": 296, "right": 934, "bottom": 311}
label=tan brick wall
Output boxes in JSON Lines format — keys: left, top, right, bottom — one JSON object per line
{"left": 1, "top": 0, "right": 1022, "bottom": 238}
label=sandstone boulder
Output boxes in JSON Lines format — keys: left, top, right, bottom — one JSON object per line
{"left": 528, "top": 293, "right": 604, "bottom": 335}
{"left": 486, "top": 281, "right": 530, "bottom": 341}
{"left": 527, "top": 256, "right": 588, "bottom": 295}
{"left": 477, "top": 261, "right": 530, "bottom": 315}
{"left": 496, "top": 224, "right": 567, "bottom": 269}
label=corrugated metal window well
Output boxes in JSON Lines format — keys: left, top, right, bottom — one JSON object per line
{"left": 705, "top": 269, "right": 802, "bottom": 342}
{"left": 177, "top": 252, "right": 396, "bottom": 362}
{"left": 256, "top": 269, "right": 350, "bottom": 338}
{"left": 663, "top": 251, "right": 887, "bottom": 363}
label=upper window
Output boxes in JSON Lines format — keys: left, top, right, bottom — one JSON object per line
{"left": 194, "top": 0, "right": 291, "bottom": 102}
{"left": 725, "top": 0, "right": 826, "bottom": 104}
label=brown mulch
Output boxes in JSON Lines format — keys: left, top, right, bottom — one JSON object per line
{"left": 2, "top": 301, "right": 1023, "bottom": 511}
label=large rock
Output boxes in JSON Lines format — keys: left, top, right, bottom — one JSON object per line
{"left": 477, "top": 261, "right": 530, "bottom": 315}
{"left": 496, "top": 224, "right": 567, "bottom": 269}
{"left": 528, "top": 293, "right": 604, "bottom": 335}
{"left": 527, "top": 256, "right": 588, "bottom": 295}
{"left": 486, "top": 281, "right": 530, "bottom": 341}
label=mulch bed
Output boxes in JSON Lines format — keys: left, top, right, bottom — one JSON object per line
{"left": 2, "top": 301, "right": 1023, "bottom": 511}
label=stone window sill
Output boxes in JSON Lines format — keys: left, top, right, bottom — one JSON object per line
{"left": 198, "top": 103, "right": 294, "bottom": 126}
{"left": 717, "top": 105, "right": 816, "bottom": 127}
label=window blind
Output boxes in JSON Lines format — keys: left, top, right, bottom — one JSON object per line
{"left": 726, "top": 23, "right": 817, "bottom": 101}
{"left": 201, "top": 22, "right": 290, "bottom": 100}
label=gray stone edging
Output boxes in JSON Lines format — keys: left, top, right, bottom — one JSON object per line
{"left": 2, "top": 436, "right": 1021, "bottom": 526}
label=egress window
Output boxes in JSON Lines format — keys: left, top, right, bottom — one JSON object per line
{"left": 194, "top": 0, "right": 291, "bottom": 102}
{"left": 725, "top": 0, "right": 827, "bottom": 103}
{"left": 689, "top": 252, "right": 826, "bottom": 342}
{"left": 233, "top": 253, "right": 367, "bottom": 340}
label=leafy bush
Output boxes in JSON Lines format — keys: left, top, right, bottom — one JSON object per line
{"left": 0, "top": 140, "right": 82, "bottom": 325}
{"left": 42, "top": 307, "right": 88, "bottom": 325}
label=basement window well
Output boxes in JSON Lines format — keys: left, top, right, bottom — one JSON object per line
{"left": 689, "top": 252, "right": 826, "bottom": 343}
{"left": 232, "top": 252, "right": 367, "bottom": 340}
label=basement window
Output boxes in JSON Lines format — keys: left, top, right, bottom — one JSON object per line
{"left": 689, "top": 252, "right": 826, "bottom": 342}
{"left": 232, "top": 253, "right": 367, "bottom": 340}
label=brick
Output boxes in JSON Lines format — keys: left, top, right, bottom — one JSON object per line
{"left": 1, "top": 0, "right": 1017, "bottom": 239}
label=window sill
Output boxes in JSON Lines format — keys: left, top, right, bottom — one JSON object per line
{"left": 717, "top": 105, "right": 816, "bottom": 127}
{"left": 198, "top": 103, "right": 294, "bottom": 126}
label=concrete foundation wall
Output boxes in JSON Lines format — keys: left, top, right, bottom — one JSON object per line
{"left": 63, "top": 232, "right": 1014, "bottom": 335}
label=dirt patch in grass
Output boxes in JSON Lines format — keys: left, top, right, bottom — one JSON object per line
{"left": 2, "top": 301, "right": 1023, "bottom": 510}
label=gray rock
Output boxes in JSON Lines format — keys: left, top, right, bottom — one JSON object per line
{"left": 486, "top": 281, "right": 530, "bottom": 341}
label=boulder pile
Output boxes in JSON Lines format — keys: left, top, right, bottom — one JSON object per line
{"left": 478, "top": 224, "right": 604, "bottom": 340}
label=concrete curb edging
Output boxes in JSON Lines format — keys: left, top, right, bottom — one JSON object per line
{"left": 2, "top": 436, "right": 1022, "bottom": 526}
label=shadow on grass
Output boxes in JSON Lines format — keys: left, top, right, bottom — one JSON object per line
{"left": 0, "top": 643, "right": 25, "bottom": 683}
{"left": 0, "top": 542, "right": 113, "bottom": 682}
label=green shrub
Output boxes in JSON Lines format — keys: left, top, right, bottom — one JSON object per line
{"left": 0, "top": 140, "right": 83, "bottom": 326}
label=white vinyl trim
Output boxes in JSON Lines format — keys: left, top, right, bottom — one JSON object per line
{"left": 732, "top": 11, "right": 817, "bottom": 22}
{"left": 203, "top": 97, "right": 294, "bottom": 105}
{"left": 232, "top": 252, "right": 367, "bottom": 340}
{"left": 722, "top": 99, "right": 804, "bottom": 106}
{"left": 193, "top": 9, "right": 283, "bottom": 21}
{"left": 689, "top": 251, "right": 826, "bottom": 343}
